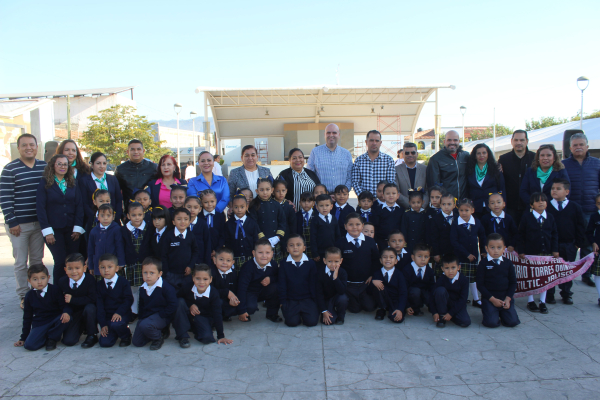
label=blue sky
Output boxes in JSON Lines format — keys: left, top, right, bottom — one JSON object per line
{"left": 2, "top": 0, "right": 598, "bottom": 131}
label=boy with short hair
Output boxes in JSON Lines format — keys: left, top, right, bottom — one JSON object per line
{"left": 88, "top": 204, "right": 126, "bottom": 280}
{"left": 430, "top": 193, "right": 458, "bottom": 275}
{"left": 363, "top": 222, "right": 376, "bottom": 240}
{"left": 317, "top": 247, "right": 348, "bottom": 325}
{"left": 96, "top": 253, "right": 134, "bottom": 347}
{"left": 430, "top": 254, "right": 470, "bottom": 328}
{"left": 402, "top": 243, "right": 435, "bottom": 317}
{"left": 332, "top": 185, "right": 355, "bottom": 235}
{"left": 356, "top": 190, "right": 378, "bottom": 224}
{"left": 388, "top": 231, "right": 411, "bottom": 269}
{"left": 211, "top": 247, "right": 240, "bottom": 321}
{"left": 14, "top": 265, "right": 70, "bottom": 351}
{"left": 237, "top": 238, "right": 282, "bottom": 323}
{"left": 310, "top": 194, "right": 341, "bottom": 262}
{"left": 375, "top": 183, "right": 405, "bottom": 250}
{"left": 161, "top": 208, "right": 199, "bottom": 292}
{"left": 335, "top": 213, "right": 379, "bottom": 313}
{"left": 476, "top": 234, "right": 520, "bottom": 328}
{"left": 58, "top": 253, "right": 98, "bottom": 348}
{"left": 480, "top": 193, "right": 518, "bottom": 252}
{"left": 375, "top": 180, "right": 389, "bottom": 208}
{"left": 296, "top": 191, "right": 316, "bottom": 259}
{"left": 371, "top": 248, "right": 407, "bottom": 323}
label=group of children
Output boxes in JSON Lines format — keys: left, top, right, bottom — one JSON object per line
{"left": 15, "top": 175, "right": 598, "bottom": 351}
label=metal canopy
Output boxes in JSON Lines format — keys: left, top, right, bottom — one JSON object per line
{"left": 195, "top": 85, "right": 455, "bottom": 139}
{"left": 0, "top": 86, "right": 136, "bottom": 100}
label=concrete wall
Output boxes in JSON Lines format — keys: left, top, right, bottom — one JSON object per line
{"left": 53, "top": 94, "right": 136, "bottom": 132}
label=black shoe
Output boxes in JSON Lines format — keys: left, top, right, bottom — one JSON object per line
{"left": 223, "top": 316, "right": 232, "bottom": 322}
{"left": 335, "top": 319, "right": 345, "bottom": 325}
{"left": 149, "top": 337, "right": 164, "bottom": 350}
{"left": 546, "top": 297, "right": 556, "bottom": 304}
{"left": 162, "top": 327, "right": 170, "bottom": 340}
{"left": 436, "top": 320, "right": 446, "bottom": 328}
{"left": 81, "top": 335, "right": 98, "bottom": 349}
{"left": 266, "top": 315, "right": 282, "bottom": 323}
{"left": 472, "top": 300, "right": 482, "bottom": 309}
{"left": 375, "top": 309, "right": 386, "bottom": 320}
{"left": 563, "top": 297, "right": 574, "bottom": 305}
{"left": 527, "top": 301, "right": 539, "bottom": 312}
{"left": 539, "top": 302, "right": 548, "bottom": 314}
{"left": 179, "top": 338, "right": 190, "bottom": 348}
{"left": 45, "top": 339, "right": 57, "bottom": 351}
{"left": 130, "top": 313, "right": 138, "bottom": 323}
{"left": 583, "top": 276, "right": 596, "bottom": 287}
{"left": 119, "top": 336, "right": 131, "bottom": 347}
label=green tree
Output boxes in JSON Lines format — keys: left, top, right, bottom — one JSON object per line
{"left": 525, "top": 116, "right": 568, "bottom": 131}
{"left": 470, "top": 124, "right": 514, "bottom": 142}
{"left": 80, "top": 105, "right": 171, "bottom": 163}
{"left": 571, "top": 109, "right": 600, "bottom": 121}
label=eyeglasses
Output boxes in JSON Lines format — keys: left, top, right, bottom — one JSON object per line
{"left": 55, "top": 163, "right": 69, "bottom": 168}
{"left": 404, "top": 151, "right": 417, "bottom": 155}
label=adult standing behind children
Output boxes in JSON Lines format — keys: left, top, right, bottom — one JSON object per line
{"left": 466, "top": 144, "right": 505, "bottom": 219}
{"left": 519, "top": 144, "right": 570, "bottom": 207}
{"left": 307, "top": 123, "right": 353, "bottom": 193}
{"left": 187, "top": 151, "right": 230, "bottom": 213}
{"left": 1, "top": 134, "right": 47, "bottom": 308}
{"left": 276, "top": 148, "right": 321, "bottom": 210}
{"left": 146, "top": 154, "right": 187, "bottom": 209}
{"left": 227, "top": 145, "right": 273, "bottom": 197}
{"left": 115, "top": 139, "right": 157, "bottom": 212}
{"left": 426, "top": 130, "right": 469, "bottom": 200}
{"left": 395, "top": 142, "right": 428, "bottom": 209}
{"left": 80, "top": 152, "right": 123, "bottom": 224}
{"left": 351, "top": 130, "right": 396, "bottom": 196}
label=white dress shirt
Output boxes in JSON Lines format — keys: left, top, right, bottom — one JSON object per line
{"left": 141, "top": 276, "right": 163, "bottom": 296}
{"left": 192, "top": 285, "right": 211, "bottom": 299}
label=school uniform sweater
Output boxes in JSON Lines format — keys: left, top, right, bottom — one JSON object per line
{"left": 375, "top": 205, "right": 404, "bottom": 244}
{"left": 480, "top": 212, "right": 518, "bottom": 248}
{"left": 182, "top": 282, "right": 225, "bottom": 339}
{"left": 585, "top": 211, "right": 600, "bottom": 246}
{"left": 429, "top": 210, "right": 458, "bottom": 257}
{"left": 161, "top": 229, "right": 199, "bottom": 275}
{"left": 333, "top": 203, "right": 355, "bottom": 234}
{"left": 279, "top": 200, "right": 297, "bottom": 241}
{"left": 224, "top": 216, "right": 260, "bottom": 258}
{"left": 475, "top": 257, "right": 517, "bottom": 301}
{"left": 372, "top": 267, "right": 408, "bottom": 311}
{"left": 249, "top": 199, "right": 287, "bottom": 239}
{"left": 316, "top": 267, "right": 348, "bottom": 313}
{"left": 335, "top": 235, "right": 379, "bottom": 282}
{"left": 88, "top": 222, "right": 126, "bottom": 274}
{"left": 138, "top": 279, "right": 178, "bottom": 321}
{"left": 296, "top": 209, "right": 315, "bottom": 233}
{"left": 58, "top": 273, "right": 97, "bottom": 313}
{"left": 150, "top": 226, "right": 168, "bottom": 258}
{"left": 449, "top": 217, "right": 487, "bottom": 262}
{"left": 310, "top": 214, "right": 341, "bottom": 256}
{"left": 198, "top": 210, "right": 226, "bottom": 252}
{"left": 425, "top": 206, "right": 440, "bottom": 246}
{"left": 400, "top": 209, "right": 427, "bottom": 252}
{"left": 121, "top": 224, "right": 154, "bottom": 266}
{"left": 517, "top": 211, "right": 559, "bottom": 255}
{"left": 546, "top": 201, "right": 588, "bottom": 248}
{"left": 96, "top": 276, "right": 133, "bottom": 328}
{"left": 237, "top": 259, "right": 279, "bottom": 315}
{"left": 211, "top": 265, "right": 239, "bottom": 302}
{"left": 402, "top": 263, "right": 435, "bottom": 292}
{"left": 429, "top": 273, "right": 469, "bottom": 316}
{"left": 189, "top": 217, "right": 212, "bottom": 264}
{"left": 356, "top": 206, "right": 380, "bottom": 225}
{"left": 278, "top": 258, "right": 317, "bottom": 304}
{"left": 20, "top": 284, "right": 69, "bottom": 341}
{"left": 396, "top": 250, "right": 412, "bottom": 270}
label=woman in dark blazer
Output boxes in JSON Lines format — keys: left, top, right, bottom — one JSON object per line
{"left": 146, "top": 154, "right": 186, "bottom": 209}
{"left": 466, "top": 144, "right": 506, "bottom": 219}
{"left": 227, "top": 145, "right": 273, "bottom": 197}
{"left": 80, "top": 152, "right": 123, "bottom": 224}
{"left": 520, "top": 144, "right": 570, "bottom": 207}
{"left": 36, "top": 154, "right": 84, "bottom": 283}
{"left": 276, "top": 148, "right": 321, "bottom": 209}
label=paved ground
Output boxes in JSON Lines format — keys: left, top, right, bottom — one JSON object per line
{"left": 2, "top": 218, "right": 600, "bottom": 399}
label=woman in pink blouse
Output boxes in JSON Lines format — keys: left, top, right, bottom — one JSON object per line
{"left": 146, "top": 154, "right": 187, "bottom": 209}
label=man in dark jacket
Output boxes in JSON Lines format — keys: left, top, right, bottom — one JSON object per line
{"left": 498, "top": 130, "right": 535, "bottom": 227}
{"left": 115, "top": 139, "right": 158, "bottom": 213}
{"left": 562, "top": 133, "right": 600, "bottom": 286}
{"left": 426, "top": 130, "right": 469, "bottom": 200}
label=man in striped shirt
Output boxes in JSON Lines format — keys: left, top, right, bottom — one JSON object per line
{"left": 307, "top": 123, "right": 353, "bottom": 193}
{"left": 1, "top": 134, "right": 47, "bottom": 307}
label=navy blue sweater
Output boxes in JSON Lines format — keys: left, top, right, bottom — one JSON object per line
{"left": 375, "top": 205, "right": 404, "bottom": 244}
{"left": 429, "top": 210, "right": 459, "bottom": 257}
{"left": 211, "top": 265, "right": 239, "bottom": 302}
{"left": 316, "top": 267, "right": 348, "bottom": 313}
{"left": 372, "top": 267, "right": 407, "bottom": 311}
{"left": 333, "top": 203, "right": 356, "bottom": 234}
{"left": 36, "top": 180, "right": 84, "bottom": 232}
{"left": 310, "top": 214, "right": 341, "bottom": 256}
{"left": 400, "top": 209, "right": 427, "bottom": 253}
{"left": 237, "top": 259, "right": 279, "bottom": 314}
{"left": 520, "top": 167, "right": 570, "bottom": 206}
{"left": 182, "top": 282, "right": 225, "bottom": 339}
{"left": 224, "top": 216, "right": 260, "bottom": 258}
{"left": 278, "top": 258, "right": 317, "bottom": 303}
{"left": 88, "top": 222, "right": 126, "bottom": 275}
{"left": 96, "top": 276, "right": 133, "bottom": 327}
{"left": 121, "top": 224, "right": 154, "bottom": 267}
{"left": 429, "top": 273, "right": 469, "bottom": 316}
{"left": 562, "top": 153, "right": 600, "bottom": 213}
{"left": 476, "top": 257, "right": 517, "bottom": 301}
{"left": 138, "top": 279, "right": 178, "bottom": 321}
{"left": 466, "top": 172, "right": 506, "bottom": 214}
{"left": 20, "top": 284, "right": 69, "bottom": 341}
{"left": 150, "top": 227, "right": 168, "bottom": 259}
{"left": 249, "top": 199, "right": 287, "bottom": 239}
{"left": 449, "top": 218, "right": 487, "bottom": 262}
{"left": 335, "top": 235, "right": 379, "bottom": 282}
{"left": 517, "top": 211, "right": 559, "bottom": 255}
{"left": 279, "top": 200, "right": 297, "bottom": 243}
{"left": 546, "top": 201, "right": 587, "bottom": 248}
{"left": 480, "top": 212, "right": 518, "bottom": 249}
{"left": 356, "top": 206, "right": 379, "bottom": 225}
{"left": 190, "top": 217, "right": 212, "bottom": 264}
{"left": 397, "top": 250, "right": 413, "bottom": 270}
{"left": 585, "top": 212, "right": 600, "bottom": 246}
{"left": 0, "top": 159, "right": 46, "bottom": 228}
{"left": 198, "top": 211, "right": 226, "bottom": 252}
{"left": 402, "top": 263, "right": 435, "bottom": 292}
{"left": 161, "top": 229, "right": 199, "bottom": 275}
{"left": 58, "top": 273, "right": 97, "bottom": 313}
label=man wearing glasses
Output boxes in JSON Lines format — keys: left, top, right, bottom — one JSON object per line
{"left": 426, "top": 130, "right": 469, "bottom": 200}
{"left": 351, "top": 130, "right": 396, "bottom": 196}
{"left": 395, "top": 142, "right": 428, "bottom": 208}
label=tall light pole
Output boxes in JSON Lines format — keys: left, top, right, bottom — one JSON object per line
{"left": 190, "top": 111, "right": 197, "bottom": 165}
{"left": 460, "top": 106, "right": 467, "bottom": 147}
{"left": 174, "top": 103, "right": 183, "bottom": 167}
{"left": 577, "top": 76, "right": 589, "bottom": 130}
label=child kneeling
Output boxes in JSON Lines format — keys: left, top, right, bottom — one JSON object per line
{"left": 430, "top": 254, "right": 471, "bottom": 328}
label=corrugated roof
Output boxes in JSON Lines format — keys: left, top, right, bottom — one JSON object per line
{"left": 0, "top": 86, "right": 135, "bottom": 100}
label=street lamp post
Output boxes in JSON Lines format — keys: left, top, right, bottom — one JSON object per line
{"left": 174, "top": 103, "right": 183, "bottom": 167}
{"left": 190, "top": 111, "right": 197, "bottom": 166}
{"left": 577, "top": 76, "right": 589, "bottom": 131}
{"left": 460, "top": 106, "right": 467, "bottom": 147}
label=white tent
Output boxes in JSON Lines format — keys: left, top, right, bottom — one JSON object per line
{"left": 463, "top": 118, "right": 600, "bottom": 153}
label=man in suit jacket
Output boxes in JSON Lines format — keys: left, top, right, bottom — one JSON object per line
{"left": 395, "top": 143, "right": 428, "bottom": 209}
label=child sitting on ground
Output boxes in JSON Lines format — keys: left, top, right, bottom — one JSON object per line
{"left": 371, "top": 248, "right": 407, "bottom": 323}
{"left": 430, "top": 254, "right": 470, "bottom": 328}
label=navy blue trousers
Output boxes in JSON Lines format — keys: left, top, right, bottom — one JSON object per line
{"left": 24, "top": 315, "right": 68, "bottom": 351}
{"left": 407, "top": 287, "right": 431, "bottom": 311}
{"left": 47, "top": 227, "right": 80, "bottom": 284}
{"left": 245, "top": 283, "right": 280, "bottom": 318}
{"left": 347, "top": 282, "right": 377, "bottom": 313}
{"left": 432, "top": 286, "right": 471, "bottom": 327}
{"left": 62, "top": 303, "right": 98, "bottom": 346}
{"left": 372, "top": 288, "right": 405, "bottom": 323}
{"left": 321, "top": 294, "right": 349, "bottom": 324}
{"left": 99, "top": 315, "right": 130, "bottom": 347}
{"left": 282, "top": 298, "right": 319, "bottom": 327}
{"left": 133, "top": 313, "right": 169, "bottom": 347}
{"left": 481, "top": 298, "right": 520, "bottom": 328}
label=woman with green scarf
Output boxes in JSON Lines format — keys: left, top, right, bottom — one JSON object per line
{"left": 520, "top": 144, "right": 570, "bottom": 206}
{"left": 56, "top": 139, "right": 90, "bottom": 180}
{"left": 36, "top": 154, "right": 85, "bottom": 283}
{"left": 467, "top": 144, "right": 506, "bottom": 219}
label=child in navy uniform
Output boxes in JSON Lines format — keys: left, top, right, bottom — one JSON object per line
{"left": 133, "top": 189, "right": 153, "bottom": 224}
{"left": 310, "top": 194, "right": 341, "bottom": 262}
{"left": 211, "top": 247, "right": 240, "bottom": 320}
{"left": 198, "top": 189, "right": 226, "bottom": 259}
{"left": 363, "top": 222, "right": 375, "bottom": 241}
{"left": 546, "top": 179, "right": 588, "bottom": 304}
{"left": 430, "top": 254, "right": 471, "bottom": 328}
{"left": 279, "top": 234, "right": 319, "bottom": 327}
{"left": 85, "top": 189, "right": 110, "bottom": 238}
{"left": 150, "top": 206, "right": 170, "bottom": 258}
{"left": 273, "top": 179, "right": 297, "bottom": 248}
{"left": 237, "top": 238, "right": 282, "bottom": 323}
{"left": 96, "top": 253, "right": 133, "bottom": 347}
{"left": 58, "top": 253, "right": 98, "bottom": 348}
{"left": 356, "top": 191, "right": 378, "bottom": 224}
{"left": 133, "top": 257, "right": 179, "bottom": 350}
{"left": 333, "top": 185, "right": 355, "bottom": 235}
{"left": 400, "top": 190, "right": 427, "bottom": 254}
{"left": 371, "top": 248, "right": 408, "bottom": 323}
{"left": 297, "top": 191, "right": 316, "bottom": 259}
{"left": 168, "top": 185, "right": 187, "bottom": 220}
{"left": 225, "top": 192, "right": 260, "bottom": 268}
{"left": 161, "top": 208, "right": 199, "bottom": 292}
{"left": 480, "top": 193, "right": 518, "bottom": 252}
{"left": 375, "top": 180, "right": 389, "bottom": 209}
{"left": 335, "top": 213, "right": 379, "bottom": 313}
{"left": 388, "top": 231, "right": 411, "bottom": 270}
{"left": 450, "top": 198, "right": 487, "bottom": 308}
{"left": 88, "top": 204, "right": 126, "bottom": 280}
{"left": 185, "top": 196, "right": 212, "bottom": 265}
{"left": 430, "top": 193, "right": 458, "bottom": 276}
{"left": 424, "top": 186, "right": 443, "bottom": 246}
{"left": 518, "top": 192, "right": 559, "bottom": 314}
{"left": 375, "top": 183, "right": 404, "bottom": 250}
{"left": 317, "top": 247, "right": 349, "bottom": 325}
{"left": 585, "top": 193, "right": 600, "bottom": 304}
{"left": 476, "top": 234, "right": 520, "bottom": 328}
{"left": 249, "top": 178, "right": 287, "bottom": 263}
{"left": 14, "top": 265, "right": 70, "bottom": 351}
{"left": 403, "top": 243, "right": 435, "bottom": 317}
